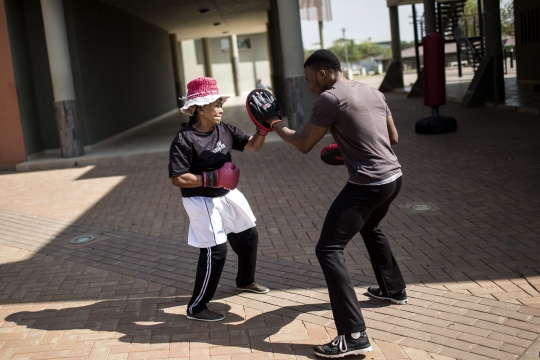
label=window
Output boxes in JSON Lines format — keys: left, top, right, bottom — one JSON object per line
{"left": 520, "top": 8, "right": 540, "bottom": 44}
{"left": 220, "top": 37, "right": 252, "bottom": 51}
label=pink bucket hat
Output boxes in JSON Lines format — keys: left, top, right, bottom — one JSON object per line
{"left": 180, "top": 77, "right": 230, "bottom": 114}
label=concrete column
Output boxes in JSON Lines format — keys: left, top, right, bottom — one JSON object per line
{"left": 390, "top": 7, "right": 402, "bottom": 64}
{"left": 277, "top": 0, "right": 305, "bottom": 130}
{"left": 267, "top": 5, "right": 285, "bottom": 111}
{"left": 41, "top": 0, "right": 83, "bottom": 157}
{"left": 483, "top": 0, "right": 505, "bottom": 101}
{"left": 202, "top": 37, "right": 212, "bottom": 77}
{"left": 318, "top": 20, "right": 325, "bottom": 49}
{"left": 229, "top": 34, "right": 241, "bottom": 96}
{"left": 423, "top": 0, "right": 436, "bottom": 34}
{"left": 379, "top": 6, "right": 404, "bottom": 91}
{"left": 169, "top": 34, "right": 183, "bottom": 107}
{"left": 0, "top": 0, "right": 26, "bottom": 167}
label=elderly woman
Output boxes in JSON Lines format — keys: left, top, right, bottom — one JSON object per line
{"left": 169, "top": 77, "right": 269, "bottom": 322}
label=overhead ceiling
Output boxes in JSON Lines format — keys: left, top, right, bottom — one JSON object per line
{"left": 99, "top": 0, "right": 271, "bottom": 40}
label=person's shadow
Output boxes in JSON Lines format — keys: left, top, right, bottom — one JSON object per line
{"left": 6, "top": 297, "right": 388, "bottom": 358}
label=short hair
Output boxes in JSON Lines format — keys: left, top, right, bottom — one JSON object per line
{"left": 304, "top": 49, "right": 342, "bottom": 73}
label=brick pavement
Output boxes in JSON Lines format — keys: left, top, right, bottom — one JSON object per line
{"left": 0, "top": 92, "right": 539, "bottom": 359}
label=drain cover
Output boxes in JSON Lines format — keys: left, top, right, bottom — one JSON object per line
{"left": 410, "top": 204, "right": 432, "bottom": 211}
{"left": 69, "top": 234, "right": 98, "bottom": 244}
{"left": 405, "top": 203, "right": 439, "bottom": 212}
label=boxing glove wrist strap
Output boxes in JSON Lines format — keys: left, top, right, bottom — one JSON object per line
{"left": 203, "top": 171, "right": 218, "bottom": 187}
{"left": 269, "top": 119, "right": 282, "bottom": 129}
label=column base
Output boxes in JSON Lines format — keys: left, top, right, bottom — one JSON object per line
{"left": 54, "top": 99, "right": 84, "bottom": 158}
{"left": 379, "top": 62, "right": 404, "bottom": 93}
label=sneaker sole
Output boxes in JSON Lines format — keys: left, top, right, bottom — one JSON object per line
{"left": 186, "top": 314, "right": 225, "bottom": 322}
{"left": 367, "top": 292, "right": 408, "bottom": 305}
{"left": 236, "top": 287, "right": 269, "bottom": 294}
{"left": 313, "top": 346, "right": 372, "bottom": 358}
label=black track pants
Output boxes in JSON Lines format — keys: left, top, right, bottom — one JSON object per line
{"left": 228, "top": 227, "right": 259, "bottom": 287}
{"left": 187, "top": 243, "right": 227, "bottom": 315}
{"left": 187, "top": 227, "right": 259, "bottom": 315}
{"left": 315, "top": 177, "right": 406, "bottom": 335}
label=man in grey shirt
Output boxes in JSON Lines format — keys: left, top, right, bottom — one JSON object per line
{"left": 258, "top": 49, "right": 407, "bottom": 358}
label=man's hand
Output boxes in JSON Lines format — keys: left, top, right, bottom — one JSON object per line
{"left": 246, "top": 89, "right": 282, "bottom": 134}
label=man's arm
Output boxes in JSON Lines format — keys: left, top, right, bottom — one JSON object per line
{"left": 271, "top": 119, "right": 328, "bottom": 154}
{"left": 244, "top": 133, "right": 265, "bottom": 151}
{"left": 170, "top": 173, "right": 202, "bottom": 188}
{"left": 386, "top": 115, "right": 398, "bottom": 145}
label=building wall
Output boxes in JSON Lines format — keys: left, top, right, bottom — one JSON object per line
{"left": 5, "top": 0, "right": 177, "bottom": 155}
{"left": 0, "top": 0, "right": 26, "bottom": 167}
{"left": 180, "top": 32, "right": 272, "bottom": 95}
{"left": 64, "top": 0, "right": 177, "bottom": 145}
{"left": 515, "top": 0, "right": 540, "bottom": 81}
{"left": 180, "top": 39, "right": 205, "bottom": 84}
{"left": 4, "top": 0, "right": 57, "bottom": 155}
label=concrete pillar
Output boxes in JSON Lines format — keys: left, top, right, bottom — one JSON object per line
{"left": 41, "top": 0, "right": 83, "bottom": 157}
{"left": 202, "top": 37, "right": 212, "bottom": 77}
{"left": 267, "top": 6, "right": 285, "bottom": 111}
{"left": 423, "top": 0, "right": 436, "bottom": 34}
{"left": 390, "top": 7, "right": 402, "bottom": 64}
{"left": 277, "top": 0, "right": 305, "bottom": 130}
{"left": 483, "top": 0, "right": 505, "bottom": 101}
{"left": 318, "top": 20, "right": 325, "bottom": 49}
{"left": 0, "top": 0, "right": 26, "bottom": 167}
{"left": 169, "top": 34, "right": 183, "bottom": 107}
{"left": 379, "top": 6, "right": 404, "bottom": 91}
{"left": 229, "top": 34, "right": 241, "bottom": 96}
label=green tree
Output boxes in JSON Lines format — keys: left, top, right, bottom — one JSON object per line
{"left": 400, "top": 40, "right": 415, "bottom": 50}
{"left": 357, "top": 40, "right": 391, "bottom": 59}
{"left": 500, "top": 1, "right": 514, "bottom": 37}
{"left": 464, "top": 0, "right": 477, "bottom": 16}
{"left": 329, "top": 38, "right": 362, "bottom": 62}
{"left": 463, "top": 0, "right": 514, "bottom": 37}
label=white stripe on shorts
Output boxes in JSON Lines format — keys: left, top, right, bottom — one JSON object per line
{"left": 188, "top": 247, "right": 212, "bottom": 314}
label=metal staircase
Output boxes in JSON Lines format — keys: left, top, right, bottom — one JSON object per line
{"left": 413, "top": 0, "right": 485, "bottom": 73}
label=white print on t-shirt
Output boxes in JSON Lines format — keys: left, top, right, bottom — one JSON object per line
{"left": 212, "top": 140, "right": 226, "bottom": 153}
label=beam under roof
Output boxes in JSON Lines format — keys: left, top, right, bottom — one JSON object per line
{"left": 99, "top": 0, "right": 270, "bottom": 40}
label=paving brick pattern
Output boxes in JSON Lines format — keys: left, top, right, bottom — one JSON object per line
{"left": 0, "top": 93, "right": 539, "bottom": 359}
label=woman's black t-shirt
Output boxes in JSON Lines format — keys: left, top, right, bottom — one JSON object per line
{"left": 168, "top": 122, "right": 250, "bottom": 198}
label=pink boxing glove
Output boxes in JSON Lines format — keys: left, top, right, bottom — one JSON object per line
{"left": 203, "top": 162, "right": 240, "bottom": 190}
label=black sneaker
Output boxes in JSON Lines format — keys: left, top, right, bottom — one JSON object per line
{"left": 366, "top": 285, "right": 408, "bottom": 305}
{"left": 236, "top": 282, "right": 269, "bottom": 294}
{"left": 186, "top": 309, "right": 225, "bottom": 322}
{"left": 313, "top": 332, "right": 372, "bottom": 358}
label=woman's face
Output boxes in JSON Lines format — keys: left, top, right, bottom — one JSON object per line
{"left": 198, "top": 99, "right": 224, "bottom": 126}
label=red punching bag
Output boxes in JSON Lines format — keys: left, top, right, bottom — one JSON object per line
{"left": 423, "top": 32, "right": 446, "bottom": 107}
{"left": 415, "top": 32, "right": 457, "bottom": 134}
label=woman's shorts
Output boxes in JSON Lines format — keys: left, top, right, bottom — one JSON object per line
{"left": 182, "top": 189, "right": 256, "bottom": 248}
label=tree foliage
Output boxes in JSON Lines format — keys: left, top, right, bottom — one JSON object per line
{"left": 464, "top": 0, "right": 514, "bottom": 37}
{"left": 500, "top": 1, "right": 514, "bottom": 37}
{"left": 330, "top": 39, "right": 391, "bottom": 62}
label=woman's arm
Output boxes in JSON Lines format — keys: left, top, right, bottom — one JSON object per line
{"left": 170, "top": 173, "right": 203, "bottom": 188}
{"left": 244, "top": 132, "right": 265, "bottom": 151}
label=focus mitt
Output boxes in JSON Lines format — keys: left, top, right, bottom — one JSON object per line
{"left": 320, "top": 143, "right": 344, "bottom": 166}
{"left": 246, "top": 89, "right": 282, "bottom": 134}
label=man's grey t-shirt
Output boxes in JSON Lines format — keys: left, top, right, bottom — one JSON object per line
{"left": 308, "top": 80, "right": 401, "bottom": 184}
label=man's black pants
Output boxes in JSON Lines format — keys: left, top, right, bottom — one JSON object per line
{"left": 187, "top": 227, "right": 258, "bottom": 315}
{"left": 315, "top": 177, "right": 406, "bottom": 335}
